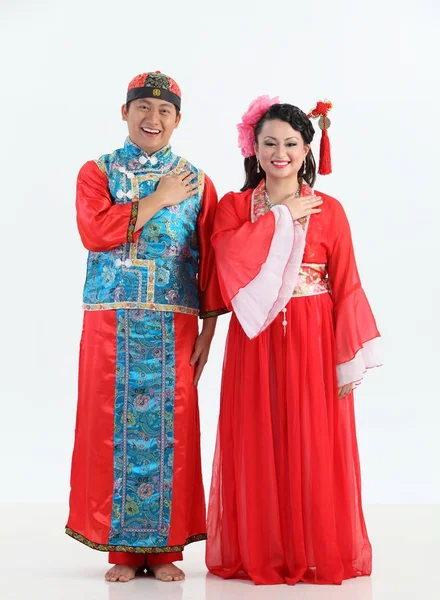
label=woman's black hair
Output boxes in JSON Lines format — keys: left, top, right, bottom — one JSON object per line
{"left": 241, "top": 103, "right": 316, "bottom": 191}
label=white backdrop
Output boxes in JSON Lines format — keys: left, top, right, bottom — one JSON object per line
{"left": 1, "top": 0, "right": 438, "bottom": 505}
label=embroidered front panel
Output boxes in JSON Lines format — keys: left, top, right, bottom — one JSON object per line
{"left": 292, "top": 263, "right": 330, "bottom": 297}
{"left": 83, "top": 139, "right": 204, "bottom": 314}
{"left": 109, "top": 309, "right": 176, "bottom": 547}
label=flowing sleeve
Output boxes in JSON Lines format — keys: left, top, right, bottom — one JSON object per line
{"left": 327, "top": 199, "right": 382, "bottom": 387}
{"left": 76, "top": 161, "right": 141, "bottom": 252}
{"left": 212, "top": 191, "right": 306, "bottom": 339}
{"left": 197, "top": 175, "right": 228, "bottom": 318}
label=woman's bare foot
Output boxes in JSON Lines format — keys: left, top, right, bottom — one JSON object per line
{"left": 148, "top": 562, "right": 185, "bottom": 582}
{"left": 105, "top": 564, "right": 138, "bottom": 582}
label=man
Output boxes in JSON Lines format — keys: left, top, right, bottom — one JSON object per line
{"left": 66, "top": 71, "right": 226, "bottom": 583}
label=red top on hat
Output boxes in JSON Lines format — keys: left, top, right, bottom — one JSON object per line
{"left": 126, "top": 71, "right": 181, "bottom": 109}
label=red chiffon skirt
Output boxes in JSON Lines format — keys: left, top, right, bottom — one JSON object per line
{"left": 206, "top": 293, "right": 372, "bottom": 585}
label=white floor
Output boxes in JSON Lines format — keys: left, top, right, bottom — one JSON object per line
{"left": 1, "top": 504, "right": 439, "bottom": 600}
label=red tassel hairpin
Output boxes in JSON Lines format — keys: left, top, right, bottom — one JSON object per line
{"left": 307, "top": 100, "right": 333, "bottom": 175}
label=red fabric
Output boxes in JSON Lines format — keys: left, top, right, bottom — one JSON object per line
{"left": 128, "top": 73, "right": 150, "bottom": 89}
{"left": 67, "top": 311, "right": 207, "bottom": 550}
{"left": 147, "top": 552, "right": 183, "bottom": 565}
{"left": 108, "top": 552, "right": 145, "bottom": 567}
{"left": 76, "top": 161, "right": 141, "bottom": 252}
{"left": 108, "top": 551, "right": 183, "bottom": 566}
{"left": 197, "top": 176, "right": 227, "bottom": 316}
{"left": 168, "top": 313, "right": 206, "bottom": 546}
{"left": 212, "top": 190, "right": 379, "bottom": 366}
{"left": 206, "top": 190, "right": 378, "bottom": 585}
{"left": 67, "top": 310, "right": 116, "bottom": 545}
{"left": 211, "top": 190, "right": 275, "bottom": 309}
{"left": 327, "top": 199, "right": 380, "bottom": 365}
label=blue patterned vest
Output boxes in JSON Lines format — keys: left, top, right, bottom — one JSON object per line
{"left": 82, "top": 138, "right": 204, "bottom": 315}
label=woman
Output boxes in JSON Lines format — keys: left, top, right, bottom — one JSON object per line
{"left": 206, "top": 97, "right": 381, "bottom": 585}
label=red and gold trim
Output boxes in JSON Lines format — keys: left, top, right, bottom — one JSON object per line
{"left": 65, "top": 527, "right": 206, "bottom": 554}
{"left": 127, "top": 201, "right": 139, "bottom": 243}
{"left": 200, "top": 307, "right": 230, "bottom": 319}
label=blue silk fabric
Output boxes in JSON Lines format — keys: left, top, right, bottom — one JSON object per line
{"left": 109, "top": 309, "right": 176, "bottom": 547}
{"left": 83, "top": 138, "right": 204, "bottom": 315}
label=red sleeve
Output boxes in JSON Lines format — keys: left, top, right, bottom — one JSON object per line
{"left": 327, "top": 199, "right": 380, "bottom": 367}
{"left": 76, "top": 161, "right": 141, "bottom": 252}
{"left": 211, "top": 191, "right": 276, "bottom": 309}
{"left": 197, "top": 175, "right": 228, "bottom": 318}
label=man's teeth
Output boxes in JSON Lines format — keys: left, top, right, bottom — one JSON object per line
{"left": 142, "top": 128, "right": 160, "bottom": 134}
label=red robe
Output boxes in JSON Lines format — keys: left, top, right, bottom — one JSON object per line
{"left": 206, "top": 181, "right": 381, "bottom": 585}
{"left": 67, "top": 159, "right": 225, "bottom": 557}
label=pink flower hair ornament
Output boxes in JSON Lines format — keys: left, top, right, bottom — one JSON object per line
{"left": 237, "top": 95, "right": 280, "bottom": 158}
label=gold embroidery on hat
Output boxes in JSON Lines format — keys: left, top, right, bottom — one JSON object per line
{"left": 153, "top": 89, "right": 161, "bottom": 97}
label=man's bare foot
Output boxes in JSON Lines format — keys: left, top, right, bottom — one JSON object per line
{"left": 105, "top": 564, "right": 138, "bottom": 582}
{"left": 148, "top": 562, "right": 185, "bottom": 582}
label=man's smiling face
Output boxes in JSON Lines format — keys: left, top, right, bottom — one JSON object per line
{"left": 121, "top": 97, "right": 181, "bottom": 154}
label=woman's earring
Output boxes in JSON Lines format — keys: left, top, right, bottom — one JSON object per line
{"left": 302, "top": 159, "right": 307, "bottom": 175}
{"left": 257, "top": 156, "right": 261, "bottom": 173}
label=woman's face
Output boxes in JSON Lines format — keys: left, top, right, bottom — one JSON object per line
{"left": 255, "top": 119, "right": 309, "bottom": 180}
